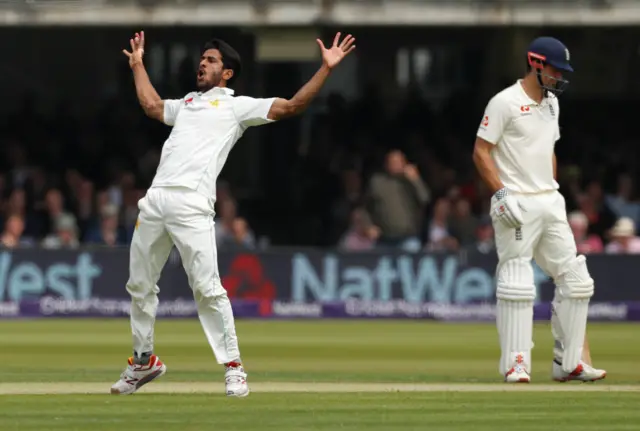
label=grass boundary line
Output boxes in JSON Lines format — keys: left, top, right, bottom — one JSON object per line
{"left": 1, "top": 382, "right": 639, "bottom": 395}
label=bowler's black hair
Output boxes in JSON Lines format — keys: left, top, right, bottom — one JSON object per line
{"left": 202, "top": 38, "right": 242, "bottom": 85}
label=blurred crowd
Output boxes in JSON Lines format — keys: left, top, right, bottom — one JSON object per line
{"left": 1, "top": 87, "right": 640, "bottom": 254}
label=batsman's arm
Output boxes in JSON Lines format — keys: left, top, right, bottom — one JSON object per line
{"left": 131, "top": 63, "right": 165, "bottom": 122}
{"left": 267, "top": 65, "right": 332, "bottom": 121}
{"left": 473, "top": 138, "right": 504, "bottom": 194}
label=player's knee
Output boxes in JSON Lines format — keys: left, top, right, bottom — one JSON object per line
{"left": 126, "top": 276, "right": 159, "bottom": 299}
{"left": 192, "top": 277, "right": 226, "bottom": 301}
{"left": 496, "top": 258, "right": 536, "bottom": 301}
{"left": 555, "top": 255, "right": 594, "bottom": 299}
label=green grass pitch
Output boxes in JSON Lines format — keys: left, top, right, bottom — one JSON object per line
{"left": 0, "top": 319, "right": 638, "bottom": 430}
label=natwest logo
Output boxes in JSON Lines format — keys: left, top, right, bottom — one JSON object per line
{"left": 291, "top": 253, "right": 494, "bottom": 304}
{"left": 290, "top": 253, "right": 550, "bottom": 304}
{"left": 222, "top": 254, "right": 276, "bottom": 301}
{"left": 0, "top": 252, "right": 102, "bottom": 302}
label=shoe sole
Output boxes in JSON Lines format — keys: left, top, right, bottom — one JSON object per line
{"left": 227, "top": 388, "right": 250, "bottom": 398}
{"left": 505, "top": 378, "right": 531, "bottom": 383}
{"left": 110, "top": 364, "right": 167, "bottom": 395}
{"left": 553, "top": 372, "right": 607, "bottom": 383}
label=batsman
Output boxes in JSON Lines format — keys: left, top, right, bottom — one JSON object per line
{"left": 473, "top": 36, "right": 607, "bottom": 383}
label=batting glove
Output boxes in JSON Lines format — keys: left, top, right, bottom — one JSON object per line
{"left": 490, "top": 188, "right": 525, "bottom": 229}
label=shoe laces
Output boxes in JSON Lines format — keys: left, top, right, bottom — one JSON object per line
{"left": 580, "top": 362, "right": 596, "bottom": 373}
{"left": 225, "top": 367, "right": 246, "bottom": 384}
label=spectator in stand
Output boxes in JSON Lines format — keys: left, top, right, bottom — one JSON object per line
{"left": 425, "top": 198, "right": 458, "bottom": 252}
{"left": 339, "top": 207, "right": 380, "bottom": 251}
{"left": 568, "top": 211, "right": 603, "bottom": 254}
{"left": 42, "top": 213, "right": 80, "bottom": 249}
{"left": 85, "top": 203, "right": 127, "bottom": 246}
{"left": 475, "top": 216, "right": 495, "bottom": 254}
{"left": 366, "top": 150, "right": 430, "bottom": 252}
{"left": 218, "top": 217, "right": 256, "bottom": 250}
{"left": 605, "top": 217, "right": 640, "bottom": 254}
{"left": 229, "top": 217, "right": 256, "bottom": 250}
{"left": 42, "top": 188, "right": 73, "bottom": 238}
{"left": 606, "top": 173, "right": 640, "bottom": 230}
{"left": 330, "top": 168, "right": 364, "bottom": 243}
{"left": 74, "top": 179, "right": 96, "bottom": 239}
{"left": 122, "top": 187, "right": 142, "bottom": 242}
{"left": 448, "top": 198, "right": 478, "bottom": 248}
{"left": 0, "top": 214, "right": 34, "bottom": 248}
{"left": 579, "top": 181, "right": 617, "bottom": 241}
{"left": 5, "top": 188, "right": 41, "bottom": 240}
{"left": 215, "top": 198, "right": 238, "bottom": 247}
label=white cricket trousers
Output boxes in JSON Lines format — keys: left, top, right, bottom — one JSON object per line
{"left": 494, "top": 190, "right": 581, "bottom": 374}
{"left": 495, "top": 190, "right": 576, "bottom": 278}
{"left": 126, "top": 186, "right": 241, "bottom": 364}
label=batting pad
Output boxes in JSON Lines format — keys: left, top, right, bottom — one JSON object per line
{"left": 556, "top": 298, "right": 589, "bottom": 372}
{"left": 550, "top": 296, "right": 565, "bottom": 361}
{"left": 497, "top": 299, "right": 534, "bottom": 375}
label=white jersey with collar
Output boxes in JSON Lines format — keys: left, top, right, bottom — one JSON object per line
{"left": 477, "top": 80, "right": 561, "bottom": 194}
{"left": 151, "top": 87, "right": 276, "bottom": 201}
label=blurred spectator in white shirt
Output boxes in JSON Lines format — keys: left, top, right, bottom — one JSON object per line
{"left": 426, "top": 198, "right": 458, "bottom": 252}
{"left": 339, "top": 207, "right": 380, "bottom": 251}
{"left": 475, "top": 216, "right": 495, "bottom": 254}
{"left": 605, "top": 217, "right": 640, "bottom": 254}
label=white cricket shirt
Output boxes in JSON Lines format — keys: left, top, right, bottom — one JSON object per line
{"left": 151, "top": 87, "right": 275, "bottom": 201}
{"left": 477, "top": 80, "right": 560, "bottom": 194}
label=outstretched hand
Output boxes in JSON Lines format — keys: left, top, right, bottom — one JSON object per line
{"left": 317, "top": 32, "right": 356, "bottom": 69}
{"left": 123, "top": 31, "right": 145, "bottom": 67}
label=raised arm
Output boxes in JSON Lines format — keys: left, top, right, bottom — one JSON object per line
{"left": 267, "top": 33, "right": 356, "bottom": 121}
{"left": 122, "top": 31, "right": 165, "bottom": 122}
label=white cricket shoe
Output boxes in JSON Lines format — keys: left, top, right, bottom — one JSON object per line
{"left": 504, "top": 354, "right": 531, "bottom": 383}
{"left": 225, "top": 363, "right": 249, "bottom": 397}
{"left": 505, "top": 366, "right": 531, "bottom": 383}
{"left": 552, "top": 360, "right": 607, "bottom": 382}
{"left": 110, "top": 355, "right": 166, "bottom": 395}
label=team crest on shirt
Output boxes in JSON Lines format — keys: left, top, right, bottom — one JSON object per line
{"left": 520, "top": 104, "right": 535, "bottom": 116}
{"left": 209, "top": 99, "right": 220, "bottom": 108}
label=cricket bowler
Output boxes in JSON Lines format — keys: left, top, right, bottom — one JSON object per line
{"left": 111, "top": 31, "right": 355, "bottom": 396}
{"left": 473, "top": 37, "right": 607, "bottom": 383}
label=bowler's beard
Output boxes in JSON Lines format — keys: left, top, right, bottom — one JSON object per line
{"left": 196, "top": 71, "right": 223, "bottom": 91}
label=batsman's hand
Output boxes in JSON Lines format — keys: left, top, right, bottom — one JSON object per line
{"left": 490, "top": 188, "right": 525, "bottom": 229}
{"left": 123, "top": 31, "right": 145, "bottom": 68}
